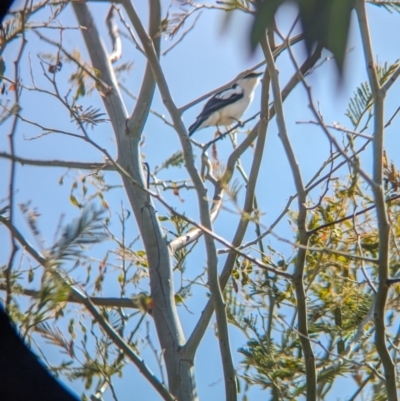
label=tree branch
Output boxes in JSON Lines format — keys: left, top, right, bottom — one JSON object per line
{"left": 356, "top": 1, "right": 397, "bottom": 398}
{"left": 5, "top": 1, "right": 28, "bottom": 307}
{"left": 0, "top": 214, "right": 176, "bottom": 401}
{"left": 185, "top": 66, "right": 271, "bottom": 359}
{"left": 123, "top": 2, "right": 238, "bottom": 398}
{"left": 0, "top": 152, "right": 115, "bottom": 170}
{"left": 184, "top": 43, "right": 323, "bottom": 361}
{"left": 0, "top": 283, "right": 147, "bottom": 309}
{"left": 124, "top": 0, "right": 160, "bottom": 137}
{"left": 263, "top": 34, "right": 316, "bottom": 401}
{"left": 72, "top": 3, "right": 192, "bottom": 399}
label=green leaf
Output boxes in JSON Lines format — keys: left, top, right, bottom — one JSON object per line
{"left": 69, "top": 194, "right": 80, "bottom": 208}
{"left": 250, "top": 0, "right": 355, "bottom": 73}
{"left": 297, "top": 0, "right": 355, "bottom": 73}
{"left": 47, "top": 206, "right": 107, "bottom": 265}
{"left": 0, "top": 56, "right": 5, "bottom": 83}
{"left": 369, "top": 0, "right": 400, "bottom": 13}
{"left": 250, "top": 0, "right": 283, "bottom": 50}
{"left": 337, "top": 339, "right": 345, "bottom": 355}
{"left": 28, "top": 268, "right": 34, "bottom": 283}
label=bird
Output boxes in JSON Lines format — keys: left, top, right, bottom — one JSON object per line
{"left": 188, "top": 71, "right": 262, "bottom": 137}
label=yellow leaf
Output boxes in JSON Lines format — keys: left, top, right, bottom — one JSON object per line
{"left": 28, "top": 269, "right": 34, "bottom": 283}
{"left": 70, "top": 194, "right": 80, "bottom": 208}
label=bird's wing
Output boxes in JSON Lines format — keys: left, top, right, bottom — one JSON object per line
{"left": 200, "top": 84, "right": 244, "bottom": 116}
{"left": 188, "top": 84, "right": 244, "bottom": 136}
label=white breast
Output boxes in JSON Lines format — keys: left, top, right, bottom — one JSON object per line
{"left": 215, "top": 91, "right": 254, "bottom": 126}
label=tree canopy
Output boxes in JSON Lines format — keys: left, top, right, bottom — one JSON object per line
{"left": 1, "top": 1, "right": 400, "bottom": 401}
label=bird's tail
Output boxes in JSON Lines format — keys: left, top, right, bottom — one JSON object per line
{"left": 188, "top": 118, "right": 203, "bottom": 136}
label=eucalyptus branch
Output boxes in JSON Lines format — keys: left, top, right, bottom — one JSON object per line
{"left": 218, "top": 195, "right": 296, "bottom": 254}
{"left": 305, "top": 135, "right": 372, "bottom": 194}
{"left": 301, "top": 111, "right": 375, "bottom": 189}
{"left": 1, "top": 217, "right": 46, "bottom": 268}
{"left": 276, "top": 31, "right": 376, "bottom": 191}
{"left": 168, "top": 179, "right": 223, "bottom": 253}
{"left": 15, "top": 112, "right": 91, "bottom": 140}
{"left": 113, "top": 4, "right": 145, "bottom": 55}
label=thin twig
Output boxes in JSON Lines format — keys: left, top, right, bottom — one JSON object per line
{"left": 0, "top": 215, "right": 176, "bottom": 401}
{"left": 121, "top": 3, "right": 238, "bottom": 397}
{"left": 263, "top": 30, "right": 317, "bottom": 401}
{"left": 0, "top": 152, "right": 115, "bottom": 170}
{"left": 106, "top": 5, "right": 122, "bottom": 63}
{"left": 356, "top": 2, "right": 398, "bottom": 399}
{"left": 5, "top": 0, "right": 29, "bottom": 308}
{"left": 162, "top": 13, "right": 201, "bottom": 56}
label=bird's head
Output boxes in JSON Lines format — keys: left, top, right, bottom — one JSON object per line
{"left": 238, "top": 71, "right": 263, "bottom": 92}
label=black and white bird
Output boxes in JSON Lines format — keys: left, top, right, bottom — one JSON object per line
{"left": 188, "top": 71, "right": 262, "bottom": 136}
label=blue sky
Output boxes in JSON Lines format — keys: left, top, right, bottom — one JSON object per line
{"left": 1, "top": 1, "right": 400, "bottom": 400}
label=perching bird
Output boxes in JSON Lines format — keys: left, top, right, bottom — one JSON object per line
{"left": 188, "top": 71, "right": 262, "bottom": 136}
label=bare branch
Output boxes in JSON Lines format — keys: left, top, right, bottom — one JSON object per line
{"left": 121, "top": 2, "right": 238, "bottom": 397}
{"left": 162, "top": 13, "right": 201, "bottom": 56}
{"left": 5, "top": 0, "right": 29, "bottom": 307}
{"left": 356, "top": 1, "right": 397, "bottom": 398}
{"left": 106, "top": 6, "right": 122, "bottom": 63}
{"left": 0, "top": 152, "right": 115, "bottom": 171}
{"left": 184, "top": 42, "right": 323, "bottom": 361}
{"left": 0, "top": 283, "right": 148, "bottom": 310}
{"left": 124, "top": 0, "right": 161, "bottom": 137}
{"left": 72, "top": 3, "right": 191, "bottom": 399}
{"left": 263, "top": 33, "right": 316, "bottom": 400}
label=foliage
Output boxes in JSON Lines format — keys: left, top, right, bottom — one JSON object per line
{"left": 1, "top": 1, "right": 400, "bottom": 401}
{"left": 249, "top": 0, "right": 355, "bottom": 74}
